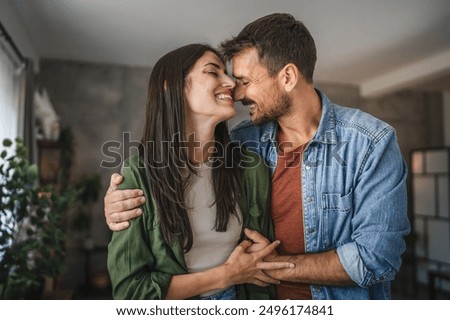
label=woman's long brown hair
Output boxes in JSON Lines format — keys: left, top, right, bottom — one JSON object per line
{"left": 139, "top": 44, "right": 240, "bottom": 252}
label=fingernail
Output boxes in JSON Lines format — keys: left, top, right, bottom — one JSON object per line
{"left": 140, "top": 197, "right": 146, "bottom": 203}
{"left": 138, "top": 190, "right": 144, "bottom": 196}
{"left": 136, "top": 209, "right": 143, "bottom": 215}
{"left": 289, "top": 263, "right": 295, "bottom": 269}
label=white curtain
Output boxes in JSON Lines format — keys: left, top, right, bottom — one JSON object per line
{"left": 0, "top": 36, "right": 26, "bottom": 263}
{"left": 0, "top": 41, "right": 25, "bottom": 146}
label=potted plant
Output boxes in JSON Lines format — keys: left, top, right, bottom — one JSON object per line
{"left": 69, "top": 173, "right": 101, "bottom": 249}
{"left": 56, "top": 127, "right": 102, "bottom": 248}
{"left": 0, "top": 138, "right": 75, "bottom": 299}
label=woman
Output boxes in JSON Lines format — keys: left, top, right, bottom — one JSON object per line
{"left": 107, "top": 44, "right": 292, "bottom": 300}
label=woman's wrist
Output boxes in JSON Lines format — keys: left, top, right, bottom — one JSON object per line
{"left": 217, "top": 263, "right": 236, "bottom": 288}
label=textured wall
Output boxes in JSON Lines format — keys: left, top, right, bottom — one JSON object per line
{"left": 38, "top": 59, "right": 150, "bottom": 289}
{"left": 39, "top": 58, "right": 150, "bottom": 239}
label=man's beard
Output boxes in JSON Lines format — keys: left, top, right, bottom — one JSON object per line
{"left": 252, "top": 92, "right": 292, "bottom": 126}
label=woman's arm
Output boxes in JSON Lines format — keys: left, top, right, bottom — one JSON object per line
{"left": 166, "top": 239, "right": 294, "bottom": 299}
{"left": 107, "top": 156, "right": 180, "bottom": 299}
{"left": 108, "top": 156, "right": 294, "bottom": 300}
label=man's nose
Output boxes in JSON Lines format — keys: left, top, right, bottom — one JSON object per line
{"left": 233, "top": 85, "right": 245, "bottom": 101}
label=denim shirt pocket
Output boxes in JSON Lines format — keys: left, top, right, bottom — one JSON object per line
{"left": 321, "top": 189, "right": 353, "bottom": 247}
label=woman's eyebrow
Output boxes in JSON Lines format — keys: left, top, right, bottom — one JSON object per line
{"left": 203, "top": 62, "right": 223, "bottom": 69}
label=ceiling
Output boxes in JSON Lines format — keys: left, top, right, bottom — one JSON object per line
{"left": 8, "top": 0, "right": 450, "bottom": 97}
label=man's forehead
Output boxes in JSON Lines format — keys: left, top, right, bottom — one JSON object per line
{"left": 231, "top": 47, "right": 259, "bottom": 65}
{"left": 231, "top": 50, "right": 266, "bottom": 78}
{"left": 231, "top": 58, "right": 269, "bottom": 80}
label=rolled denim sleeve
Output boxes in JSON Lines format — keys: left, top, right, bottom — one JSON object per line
{"left": 337, "top": 129, "right": 410, "bottom": 287}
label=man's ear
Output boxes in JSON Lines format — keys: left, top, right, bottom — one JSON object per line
{"left": 278, "top": 63, "right": 299, "bottom": 92}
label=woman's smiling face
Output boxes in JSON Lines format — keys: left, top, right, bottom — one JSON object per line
{"left": 184, "top": 51, "right": 236, "bottom": 125}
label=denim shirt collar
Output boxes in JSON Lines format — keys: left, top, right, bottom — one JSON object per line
{"left": 260, "top": 121, "right": 278, "bottom": 143}
{"left": 310, "top": 89, "right": 338, "bottom": 145}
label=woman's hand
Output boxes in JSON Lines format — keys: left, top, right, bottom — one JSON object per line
{"left": 243, "top": 228, "right": 274, "bottom": 253}
{"left": 222, "top": 235, "right": 295, "bottom": 287}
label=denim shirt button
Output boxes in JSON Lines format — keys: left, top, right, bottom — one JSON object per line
{"left": 308, "top": 228, "right": 315, "bottom": 234}
{"left": 305, "top": 165, "right": 311, "bottom": 170}
{"left": 306, "top": 196, "right": 313, "bottom": 203}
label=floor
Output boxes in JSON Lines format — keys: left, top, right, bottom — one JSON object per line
{"left": 72, "top": 286, "right": 112, "bottom": 300}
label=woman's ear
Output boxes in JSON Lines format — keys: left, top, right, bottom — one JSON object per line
{"left": 278, "top": 63, "right": 299, "bottom": 92}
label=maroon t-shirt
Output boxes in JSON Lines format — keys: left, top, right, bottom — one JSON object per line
{"left": 271, "top": 131, "right": 312, "bottom": 300}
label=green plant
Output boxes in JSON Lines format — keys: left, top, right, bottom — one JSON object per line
{"left": 57, "top": 127, "right": 102, "bottom": 238}
{"left": 70, "top": 173, "right": 101, "bottom": 236}
{"left": 0, "top": 138, "right": 75, "bottom": 299}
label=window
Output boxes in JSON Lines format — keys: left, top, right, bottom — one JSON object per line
{"left": 0, "top": 39, "right": 25, "bottom": 144}
{"left": 0, "top": 23, "right": 27, "bottom": 263}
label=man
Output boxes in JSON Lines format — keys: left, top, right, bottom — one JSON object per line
{"left": 104, "top": 13, "right": 410, "bottom": 299}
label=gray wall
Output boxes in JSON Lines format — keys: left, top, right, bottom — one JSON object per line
{"left": 38, "top": 58, "right": 444, "bottom": 292}
{"left": 39, "top": 58, "right": 150, "bottom": 240}
{"left": 38, "top": 59, "right": 150, "bottom": 289}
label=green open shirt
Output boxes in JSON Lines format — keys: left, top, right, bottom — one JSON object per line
{"left": 107, "top": 149, "right": 275, "bottom": 300}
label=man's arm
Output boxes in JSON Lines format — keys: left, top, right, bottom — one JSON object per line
{"left": 269, "top": 250, "right": 353, "bottom": 285}
{"left": 244, "top": 229, "right": 354, "bottom": 286}
{"left": 104, "top": 173, "right": 146, "bottom": 231}
{"left": 245, "top": 131, "right": 409, "bottom": 288}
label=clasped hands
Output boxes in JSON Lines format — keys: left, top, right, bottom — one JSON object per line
{"left": 223, "top": 228, "right": 295, "bottom": 287}
{"left": 104, "top": 174, "right": 294, "bottom": 288}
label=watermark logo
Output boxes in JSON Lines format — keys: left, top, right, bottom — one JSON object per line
{"left": 100, "top": 132, "right": 348, "bottom": 169}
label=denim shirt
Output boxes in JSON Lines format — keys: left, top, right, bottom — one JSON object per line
{"left": 230, "top": 90, "right": 410, "bottom": 299}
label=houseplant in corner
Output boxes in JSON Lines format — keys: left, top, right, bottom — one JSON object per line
{"left": 0, "top": 138, "right": 74, "bottom": 299}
